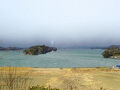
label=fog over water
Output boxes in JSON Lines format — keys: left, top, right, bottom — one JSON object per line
{"left": 0, "top": 0, "right": 120, "bottom": 48}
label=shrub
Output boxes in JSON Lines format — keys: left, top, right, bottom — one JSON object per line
{"left": 29, "top": 85, "right": 59, "bottom": 90}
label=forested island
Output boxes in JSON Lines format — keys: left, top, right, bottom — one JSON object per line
{"left": 24, "top": 45, "right": 57, "bottom": 55}
{"left": 102, "top": 46, "right": 120, "bottom": 59}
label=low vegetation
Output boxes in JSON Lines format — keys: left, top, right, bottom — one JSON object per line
{"left": 29, "top": 86, "right": 59, "bottom": 90}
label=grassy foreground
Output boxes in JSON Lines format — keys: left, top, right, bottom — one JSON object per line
{"left": 0, "top": 67, "right": 120, "bottom": 90}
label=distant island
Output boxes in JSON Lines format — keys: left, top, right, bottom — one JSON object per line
{"left": 91, "top": 47, "right": 107, "bottom": 49}
{"left": 91, "top": 45, "right": 120, "bottom": 50}
{"left": 102, "top": 46, "right": 120, "bottom": 59}
{"left": 24, "top": 45, "right": 57, "bottom": 55}
{"left": 0, "top": 47, "right": 23, "bottom": 50}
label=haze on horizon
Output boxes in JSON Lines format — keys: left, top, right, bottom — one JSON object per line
{"left": 0, "top": 0, "right": 120, "bottom": 48}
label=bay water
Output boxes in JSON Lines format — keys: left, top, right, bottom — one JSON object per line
{"left": 0, "top": 49, "right": 120, "bottom": 68}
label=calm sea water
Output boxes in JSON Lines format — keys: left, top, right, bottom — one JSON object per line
{"left": 0, "top": 49, "right": 120, "bottom": 68}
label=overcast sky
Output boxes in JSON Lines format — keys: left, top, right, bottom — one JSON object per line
{"left": 0, "top": 0, "right": 120, "bottom": 47}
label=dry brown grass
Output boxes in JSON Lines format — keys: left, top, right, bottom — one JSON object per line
{"left": 0, "top": 67, "right": 33, "bottom": 90}
{"left": 0, "top": 67, "right": 120, "bottom": 90}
